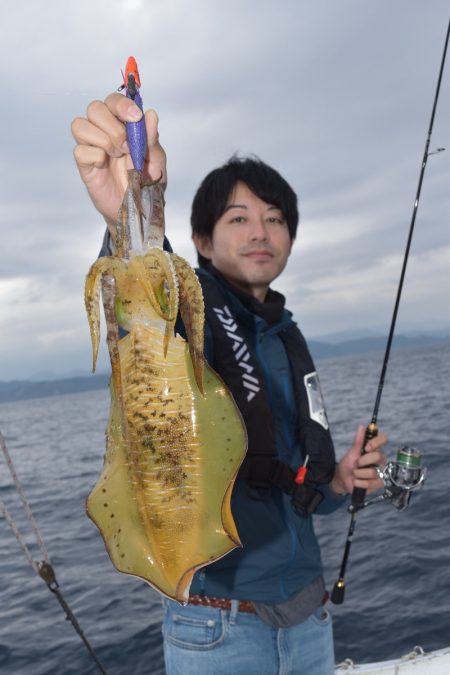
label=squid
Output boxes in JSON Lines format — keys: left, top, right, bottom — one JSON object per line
{"left": 85, "top": 57, "right": 247, "bottom": 603}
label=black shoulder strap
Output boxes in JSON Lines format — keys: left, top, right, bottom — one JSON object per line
{"left": 198, "top": 272, "right": 336, "bottom": 514}
{"left": 199, "top": 273, "right": 277, "bottom": 465}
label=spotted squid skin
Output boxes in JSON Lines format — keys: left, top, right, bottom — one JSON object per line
{"left": 85, "top": 247, "right": 247, "bottom": 602}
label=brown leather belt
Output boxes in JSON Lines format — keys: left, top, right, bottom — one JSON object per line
{"left": 188, "top": 591, "right": 329, "bottom": 614}
{"left": 188, "top": 594, "right": 256, "bottom": 614}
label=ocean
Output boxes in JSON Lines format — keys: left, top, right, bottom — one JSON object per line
{"left": 0, "top": 342, "right": 449, "bottom": 674}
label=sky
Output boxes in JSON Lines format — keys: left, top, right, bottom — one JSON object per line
{"left": 1, "top": 0, "right": 449, "bottom": 380}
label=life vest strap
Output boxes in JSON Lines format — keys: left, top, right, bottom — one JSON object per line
{"left": 239, "top": 455, "right": 325, "bottom": 515}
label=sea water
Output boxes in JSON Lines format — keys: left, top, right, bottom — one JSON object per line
{"left": 0, "top": 342, "right": 449, "bottom": 674}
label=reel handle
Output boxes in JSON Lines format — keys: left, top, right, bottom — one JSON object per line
{"left": 349, "top": 422, "right": 378, "bottom": 512}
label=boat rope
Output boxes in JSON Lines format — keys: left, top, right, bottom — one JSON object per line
{"left": 331, "top": 14, "right": 450, "bottom": 605}
{"left": 0, "top": 430, "right": 108, "bottom": 675}
{"left": 1, "top": 431, "right": 50, "bottom": 565}
{"left": 0, "top": 499, "right": 40, "bottom": 573}
{"left": 335, "top": 646, "right": 428, "bottom": 671}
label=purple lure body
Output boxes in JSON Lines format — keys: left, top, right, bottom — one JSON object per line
{"left": 126, "top": 87, "right": 147, "bottom": 174}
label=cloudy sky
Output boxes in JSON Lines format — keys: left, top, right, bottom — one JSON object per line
{"left": 1, "top": 1, "right": 449, "bottom": 380}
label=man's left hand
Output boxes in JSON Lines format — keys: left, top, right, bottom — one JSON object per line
{"left": 330, "top": 425, "right": 387, "bottom": 496}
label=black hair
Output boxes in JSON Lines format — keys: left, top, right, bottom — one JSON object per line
{"left": 190, "top": 156, "right": 299, "bottom": 267}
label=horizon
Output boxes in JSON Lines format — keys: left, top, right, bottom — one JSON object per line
{"left": 2, "top": 327, "right": 448, "bottom": 384}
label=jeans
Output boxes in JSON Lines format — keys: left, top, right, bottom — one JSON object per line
{"left": 162, "top": 599, "right": 335, "bottom": 675}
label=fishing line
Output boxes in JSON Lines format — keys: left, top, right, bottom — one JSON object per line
{"left": 0, "top": 431, "right": 108, "bottom": 674}
{"left": 0, "top": 432, "right": 50, "bottom": 565}
{"left": 331, "top": 15, "right": 450, "bottom": 605}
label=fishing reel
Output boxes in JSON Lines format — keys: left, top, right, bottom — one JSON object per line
{"left": 364, "top": 446, "right": 426, "bottom": 511}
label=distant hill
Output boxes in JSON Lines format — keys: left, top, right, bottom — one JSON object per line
{"left": 0, "top": 334, "right": 448, "bottom": 404}
{"left": 0, "top": 374, "right": 110, "bottom": 404}
{"left": 308, "top": 333, "right": 450, "bottom": 360}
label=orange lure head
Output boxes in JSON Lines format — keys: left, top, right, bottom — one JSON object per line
{"left": 122, "top": 56, "right": 141, "bottom": 92}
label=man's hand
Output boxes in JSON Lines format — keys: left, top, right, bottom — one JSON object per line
{"left": 71, "top": 93, "right": 166, "bottom": 232}
{"left": 330, "top": 425, "right": 387, "bottom": 496}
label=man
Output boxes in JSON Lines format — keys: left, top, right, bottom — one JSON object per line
{"left": 72, "top": 94, "right": 386, "bottom": 675}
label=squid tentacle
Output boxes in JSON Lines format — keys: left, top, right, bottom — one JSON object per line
{"left": 85, "top": 257, "right": 122, "bottom": 372}
{"left": 171, "top": 253, "right": 205, "bottom": 396}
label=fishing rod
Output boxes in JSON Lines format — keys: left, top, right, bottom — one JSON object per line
{"left": 331, "top": 15, "right": 450, "bottom": 605}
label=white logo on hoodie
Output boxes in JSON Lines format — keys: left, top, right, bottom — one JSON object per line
{"left": 213, "top": 305, "right": 261, "bottom": 402}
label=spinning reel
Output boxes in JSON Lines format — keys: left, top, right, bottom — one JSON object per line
{"left": 358, "top": 446, "right": 426, "bottom": 512}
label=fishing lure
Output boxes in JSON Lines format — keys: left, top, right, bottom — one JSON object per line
{"left": 122, "top": 55, "right": 147, "bottom": 173}
{"left": 85, "top": 58, "right": 247, "bottom": 603}
{"left": 119, "top": 55, "right": 156, "bottom": 230}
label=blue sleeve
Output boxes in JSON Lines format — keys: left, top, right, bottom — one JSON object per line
{"left": 315, "top": 482, "right": 348, "bottom": 515}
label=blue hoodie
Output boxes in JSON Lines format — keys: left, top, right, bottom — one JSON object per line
{"left": 188, "top": 267, "right": 345, "bottom": 603}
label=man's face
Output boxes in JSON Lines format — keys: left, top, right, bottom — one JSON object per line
{"left": 194, "top": 181, "right": 293, "bottom": 301}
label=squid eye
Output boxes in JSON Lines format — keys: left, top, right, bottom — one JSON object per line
{"left": 114, "top": 296, "right": 128, "bottom": 328}
{"left": 155, "top": 280, "right": 170, "bottom": 314}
